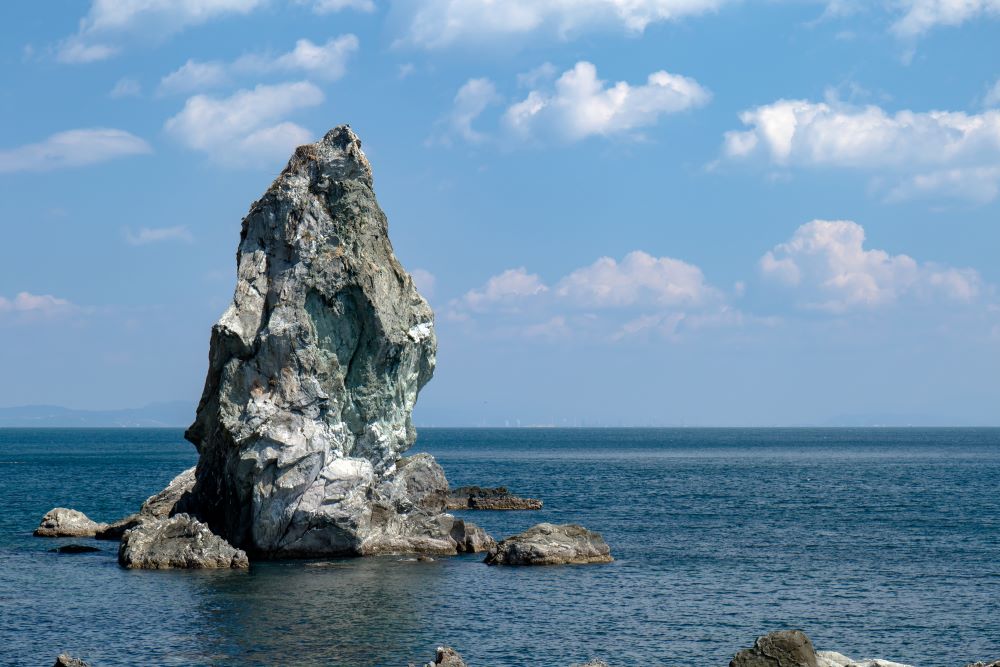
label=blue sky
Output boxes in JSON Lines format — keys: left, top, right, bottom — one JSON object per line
{"left": 0, "top": 0, "right": 998, "bottom": 426}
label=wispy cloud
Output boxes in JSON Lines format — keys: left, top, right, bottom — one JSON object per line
{"left": 0, "top": 292, "right": 78, "bottom": 321}
{"left": 124, "top": 226, "right": 194, "bottom": 246}
{"left": 0, "top": 128, "right": 151, "bottom": 173}
{"left": 164, "top": 81, "right": 323, "bottom": 166}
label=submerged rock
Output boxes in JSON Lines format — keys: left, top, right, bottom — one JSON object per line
{"left": 53, "top": 655, "right": 89, "bottom": 667}
{"left": 446, "top": 485, "right": 543, "bottom": 510}
{"left": 485, "top": 523, "right": 613, "bottom": 566}
{"left": 730, "top": 630, "right": 818, "bottom": 667}
{"left": 34, "top": 509, "right": 107, "bottom": 538}
{"left": 118, "top": 514, "right": 249, "bottom": 569}
{"left": 49, "top": 544, "right": 100, "bottom": 554}
{"left": 180, "top": 125, "right": 450, "bottom": 558}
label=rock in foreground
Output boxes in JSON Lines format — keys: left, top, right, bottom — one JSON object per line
{"left": 731, "top": 630, "right": 819, "bottom": 667}
{"left": 421, "top": 647, "right": 467, "bottom": 667}
{"left": 450, "top": 519, "right": 495, "bottom": 553}
{"left": 34, "top": 508, "right": 107, "bottom": 538}
{"left": 118, "top": 514, "right": 249, "bottom": 569}
{"left": 446, "top": 486, "right": 543, "bottom": 510}
{"left": 181, "top": 125, "right": 453, "bottom": 558}
{"left": 731, "top": 631, "right": 917, "bottom": 667}
{"left": 54, "top": 655, "right": 89, "bottom": 667}
{"left": 485, "top": 523, "right": 612, "bottom": 566}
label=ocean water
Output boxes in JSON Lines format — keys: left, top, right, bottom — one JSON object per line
{"left": 2, "top": 428, "right": 999, "bottom": 667}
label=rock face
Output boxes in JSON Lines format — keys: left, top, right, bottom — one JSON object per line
{"left": 34, "top": 509, "right": 107, "bottom": 538}
{"left": 96, "top": 466, "right": 196, "bottom": 540}
{"left": 446, "top": 486, "right": 543, "bottom": 511}
{"left": 450, "top": 519, "right": 496, "bottom": 553}
{"left": 118, "top": 514, "right": 249, "bottom": 569}
{"left": 485, "top": 523, "right": 613, "bottom": 566}
{"left": 182, "top": 126, "right": 449, "bottom": 557}
{"left": 731, "top": 632, "right": 919, "bottom": 667}
{"left": 422, "top": 647, "right": 467, "bottom": 667}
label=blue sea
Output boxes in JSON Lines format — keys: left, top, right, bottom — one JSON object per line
{"left": 2, "top": 428, "right": 999, "bottom": 667}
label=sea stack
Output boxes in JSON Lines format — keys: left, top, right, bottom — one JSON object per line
{"left": 181, "top": 126, "right": 464, "bottom": 557}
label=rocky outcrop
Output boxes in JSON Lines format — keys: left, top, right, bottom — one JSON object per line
{"left": 450, "top": 519, "right": 495, "bottom": 553}
{"left": 485, "top": 523, "right": 613, "bottom": 566}
{"left": 34, "top": 509, "right": 107, "bottom": 537}
{"left": 446, "top": 486, "right": 543, "bottom": 511}
{"left": 97, "top": 466, "right": 197, "bottom": 540}
{"left": 418, "top": 647, "right": 467, "bottom": 667}
{"left": 54, "top": 655, "right": 89, "bottom": 667}
{"left": 730, "top": 632, "right": 919, "bottom": 667}
{"left": 731, "top": 630, "right": 819, "bottom": 667}
{"left": 181, "top": 126, "right": 451, "bottom": 558}
{"left": 118, "top": 514, "right": 249, "bottom": 569}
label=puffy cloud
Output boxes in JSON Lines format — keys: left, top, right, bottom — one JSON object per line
{"left": 891, "top": 0, "right": 1000, "bottom": 38}
{"left": 723, "top": 99, "right": 1000, "bottom": 201}
{"left": 58, "top": 0, "right": 266, "bottom": 63}
{"left": 158, "top": 36, "right": 358, "bottom": 95}
{"left": 0, "top": 292, "right": 77, "bottom": 321}
{"left": 164, "top": 81, "right": 323, "bottom": 165}
{"left": 504, "top": 61, "right": 710, "bottom": 142}
{"left": 451, "top": 252, "right": 731, "bottom": 340}
{"left": 461, "top": 268, "right": 548, "bottom": 310}
{"left": 555, "top": 251, "right": 720, "bottom": 307}
{"left": 125, "top": 226, "right": 194, "bottom": 245}
{"left": 760, "top": 220, "right": 982, "bottom": 312}
{"left": 395, "top": 0, "right": 731, "bottom": 49}
{"left": 0, "top": 128, "right": 151, "bottom": 173}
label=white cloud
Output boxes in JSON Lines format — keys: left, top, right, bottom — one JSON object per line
{"left": 891, "top": 0, "right": 1000, "bottom": 38}
{"left": 760, "top": 220, "right": 982, "bottom": 312}
{"left": 0, "top": 292, "right": 77, "bottom": 320}
{"left": 158, "top": 36, "right": 358, "bottom": 95}
{"left": 504, "top": 61, "right": 710, "bottom": 142}
{"left": 58, "top": 0, "right": 266, "bottom": 63}
{"left": 310, "top": 0, "right": 375, "bottom": 11}
{"left": 555, "top": 251, "right": 719, "bottom": 307}
{"left": 0, "top": 128, "right": 151, "bottom": 173}
{"left": 159, "top": 60, "right": 230, "bottom": 95}
{"left": 396, "top": 0, "right": 730, "bottom": 49}
{"left": 451, "top": 251, "right": 732, "bottom": 341}
{"left": 164, "top": 81, "right": 323, "bottom": 165}
{"left": 462, "top": 268, "right": 548, "bottom": 310}
{"left": 125, "top": 226, "right": 194, "bottom": 245}
{"left": 442, "top": 78, "right": 501, "bottom": 144}
{"left": 724, "top": 99, "right": 1000, "bottom": 201}
{"left": 109, "top": 77, "right": 141, "bottom": 98}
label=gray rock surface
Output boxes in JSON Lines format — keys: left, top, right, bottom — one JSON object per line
{"left": 34, "top": 508, "right": 107, "bottom": 538}
{"left": 96, "top": 466, "right": 196, "bottom": 540}
{"left": 446, "top": 485, "right": 543, "bottom": 510}
{"left": 422, "top": 647, "right": 467, "bottom": 667}
{"left": 53, "top": 655, "right": 89, "bottom": 667}
{"left": 485, "top": 523, "right": 613, "bottom": 566}
{"left": 450, "top": 519, "right": 496, "bottom": 553}
{"left": 181, "top": 126, "right": 449, "bottom": 557}
{"left": 118, "top": 514, "right": 249, "bottom": 569}
{"left": 817, "top": 654, "right": 913, "bottom": 667}
{"left": 730, "top": 630, "right": 819, "bottom": 667}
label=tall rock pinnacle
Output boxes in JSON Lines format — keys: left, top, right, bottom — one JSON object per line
{"left": 183, "top": 126, "right": 460, "bottom": 556}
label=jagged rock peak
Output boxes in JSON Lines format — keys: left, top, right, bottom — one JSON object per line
{"left": 182, "top": 125, "right": 443, "bottom": 556}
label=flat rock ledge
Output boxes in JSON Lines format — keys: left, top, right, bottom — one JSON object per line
{"left": 484, "top": 523, "right": 612, "bottom": 566}
{"left": 118, "top": 514, "right": 249, "bottom": 570}
{"left": 34, "top": 508, "right": 107, "bottom": 538}
{"left": 446, "top": 486, "right": 543, "bottom": 511}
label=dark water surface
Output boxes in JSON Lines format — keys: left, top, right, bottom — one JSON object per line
{"left": 2, "top": 428, "right": 999, "bottom": 666}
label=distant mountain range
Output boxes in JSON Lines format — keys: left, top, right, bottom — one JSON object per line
{"left": 0, "top": 402, "right": 195, "bottom": 427}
